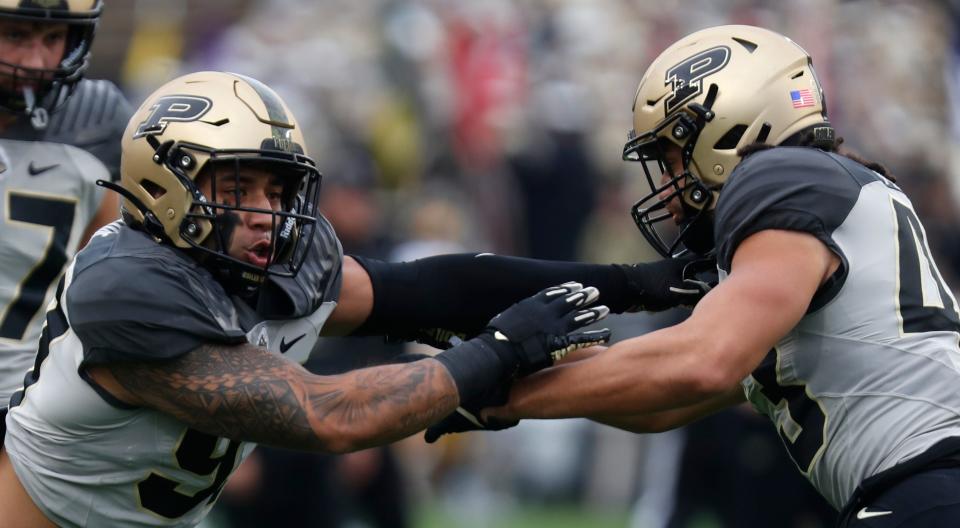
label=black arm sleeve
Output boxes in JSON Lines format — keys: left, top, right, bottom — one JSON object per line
{"left": 350, "top": 253, "right": 634, "bottom": 338}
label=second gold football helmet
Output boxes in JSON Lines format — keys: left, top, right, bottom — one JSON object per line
{"left": 623, "top": 25, "right": 832, "bottom": 256}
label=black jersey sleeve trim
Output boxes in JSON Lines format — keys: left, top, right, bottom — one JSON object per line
{"left": 722, "top": 208, "right": 848, "bottom": 313}
{"left": 68, "top": 252, "right": 249, "bottom": 367}
{"left": 715, "top": 148, "right": 865, "bottom": 312}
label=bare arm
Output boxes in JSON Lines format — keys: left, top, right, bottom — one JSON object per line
{"left": 494, "top": 229, "right": 839, "bottom": 421}
{"left": 588, "top": 386, "right": 745, "bottom": 433}
{"left": 78, "top": 190, "right": 119, "bottom": 248}
{"left": 485, "top": 346, "right": 744, "bottom": 432}
{"left": 87, "top": 342, "right": 457, "bottom": 454}
{"left": 321, "top": 256, "right": 373, "bottom": 336}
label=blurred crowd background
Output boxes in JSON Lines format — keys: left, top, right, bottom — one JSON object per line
{"left": 87, "top": 0, "right": 960, "bottom": 526}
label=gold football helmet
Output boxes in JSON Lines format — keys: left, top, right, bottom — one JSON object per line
{"left": 623, "top": 25, "right": 832, "bottom": 257}
{"left": 0, "top": 0, "right": 101, "bottom": 125}
{"left": 114, "top": 71, "right": 322, "bottom": 290}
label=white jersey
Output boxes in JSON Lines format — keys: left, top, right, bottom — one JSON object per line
{"left": 0, "top": 78, "right": 132, "bottom": 404}
{"left": 4, "top": 218, "right": 343, "bottom": 527}
{"left": 0, "top": 139, "right": 108, "bottom": 403}
{"left": 715, "top": 147, "right": 960, "bottom": 509}
{"left": 4, "top": 78, "right": 132, "bottom": 181}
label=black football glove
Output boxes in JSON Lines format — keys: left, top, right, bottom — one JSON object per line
{"left": 485, "top": 282, "right": 610, "bottom": 376}
{"left": 423, "top": 383, "right": 516, "bottom": 443}
{"left": 618, "top": 254, "right": 718, "bottom": 311}
{"left": 430, "top": 282, "right": 610, "bottom": 442}
{"left": 390, "top": 347, "right": 516, "bottom": 444}
{"left": 434, "top": 282, "right": 610, "bottom": 412}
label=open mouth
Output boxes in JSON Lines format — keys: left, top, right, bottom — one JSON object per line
{"left": 244, "top": 240, "right": 272, "bottom": 268}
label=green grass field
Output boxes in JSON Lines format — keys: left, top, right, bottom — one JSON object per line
{"left": 413, "top": 503, "right": 630, "bottom": 528}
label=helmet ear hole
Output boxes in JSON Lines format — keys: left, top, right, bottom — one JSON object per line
{"left": 713, "top": 124, "right": 748, "bottom": 150}
{"left": 755, "top": 123, "right": 772, "bottom": 144}
{"left": 140, "top": 179, "right": 167, "bottom": 199}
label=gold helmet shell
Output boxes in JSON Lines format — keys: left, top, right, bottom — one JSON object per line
{"left": 118, "top": 71, "right": 322, "bottom": 285}
{"left": 623, "top": 25, "right": 831, "bottom": 256}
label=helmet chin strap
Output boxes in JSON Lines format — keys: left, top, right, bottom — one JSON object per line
{"left": 21, "top": 87, "right": 48, "bottom": 130}
{"left": 676, "top": 187, "right": 716, "bottom": 256}
{"left": 678, "top": 212, "right": 716, "bottom": 256}
{"left": 205, "top": 211, "right": 266, "bottom": 298}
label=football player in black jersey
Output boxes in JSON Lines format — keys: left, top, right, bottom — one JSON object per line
{"left": 462, "top": 25, "right": 960, "bottom": 527}
{"left": 0, "top": 70, "right": 708, "bottom": 527}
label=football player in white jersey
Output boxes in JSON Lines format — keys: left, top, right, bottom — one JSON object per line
{"left": 440, "top": 25, "right": 960, "bottom": 526}
{"left": 0, "top": 69, "right": 729, "bottom": 527}
{"left": 0, "top": 0, "right": 132, "bottom": 404}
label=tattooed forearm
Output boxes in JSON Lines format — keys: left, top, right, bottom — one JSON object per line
{"left": 107, "top": 342, "right": 458, "bottom": 452}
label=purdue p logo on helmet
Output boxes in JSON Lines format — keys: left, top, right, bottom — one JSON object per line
{"left": 119, "top": 71, "right": 322, "bottom": 287}
{"left": 132, "top": 96, "right": 212, "bottom": 138}
{"left": 623, "top": 25, "right": 831, "bottom": 257}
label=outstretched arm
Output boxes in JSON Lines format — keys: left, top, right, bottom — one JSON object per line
{"left": 326, "top": 253, "right": 712, "bottom": 341}
{"left": 88, "top": 282, "right": 609, "bottom": 453}
{"left": 321, "top": 256, "right": 373, "bottom": 336}
{"left": 587, "top": 386, "right": 745, "bottom": 433}
{"left": 496, "top": 345, "right": 746, "bottom": 433}
{"left": 90, "top": 344, "right": 456, "bottom": 453}
{"left": 489, "top": 229, "right": 839, "bottom": 422}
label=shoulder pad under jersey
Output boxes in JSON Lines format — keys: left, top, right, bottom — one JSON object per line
{"left": 41, "top": 79, "right": 133, "bottom": 181}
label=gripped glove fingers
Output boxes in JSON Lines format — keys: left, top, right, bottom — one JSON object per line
{"left": 485, "top": 282, "right": 611, "bottom": 375}
{"left": 434, "top": 282, "right": 610, "bottom": 410}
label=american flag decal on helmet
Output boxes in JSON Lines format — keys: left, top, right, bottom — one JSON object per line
{"left": 790, "top": 89, "right": 815, "bottom": 108}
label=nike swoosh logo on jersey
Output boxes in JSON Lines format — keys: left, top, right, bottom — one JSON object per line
{"left": 28, "top": 162, "right": 59, "bottom": 176}
{"left": 856, "top": 507, "right": 893, "bottom": 520}
{"left": 279, "top": 333, "right": 306, "bottom": 353}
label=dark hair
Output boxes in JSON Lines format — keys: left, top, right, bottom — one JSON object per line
{"left": 738, "top": 129, "right": 896, "bottom": 183}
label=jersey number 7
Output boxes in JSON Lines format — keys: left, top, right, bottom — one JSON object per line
{"left": 0, "top": 192, "right": 76, "bottom": 340}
